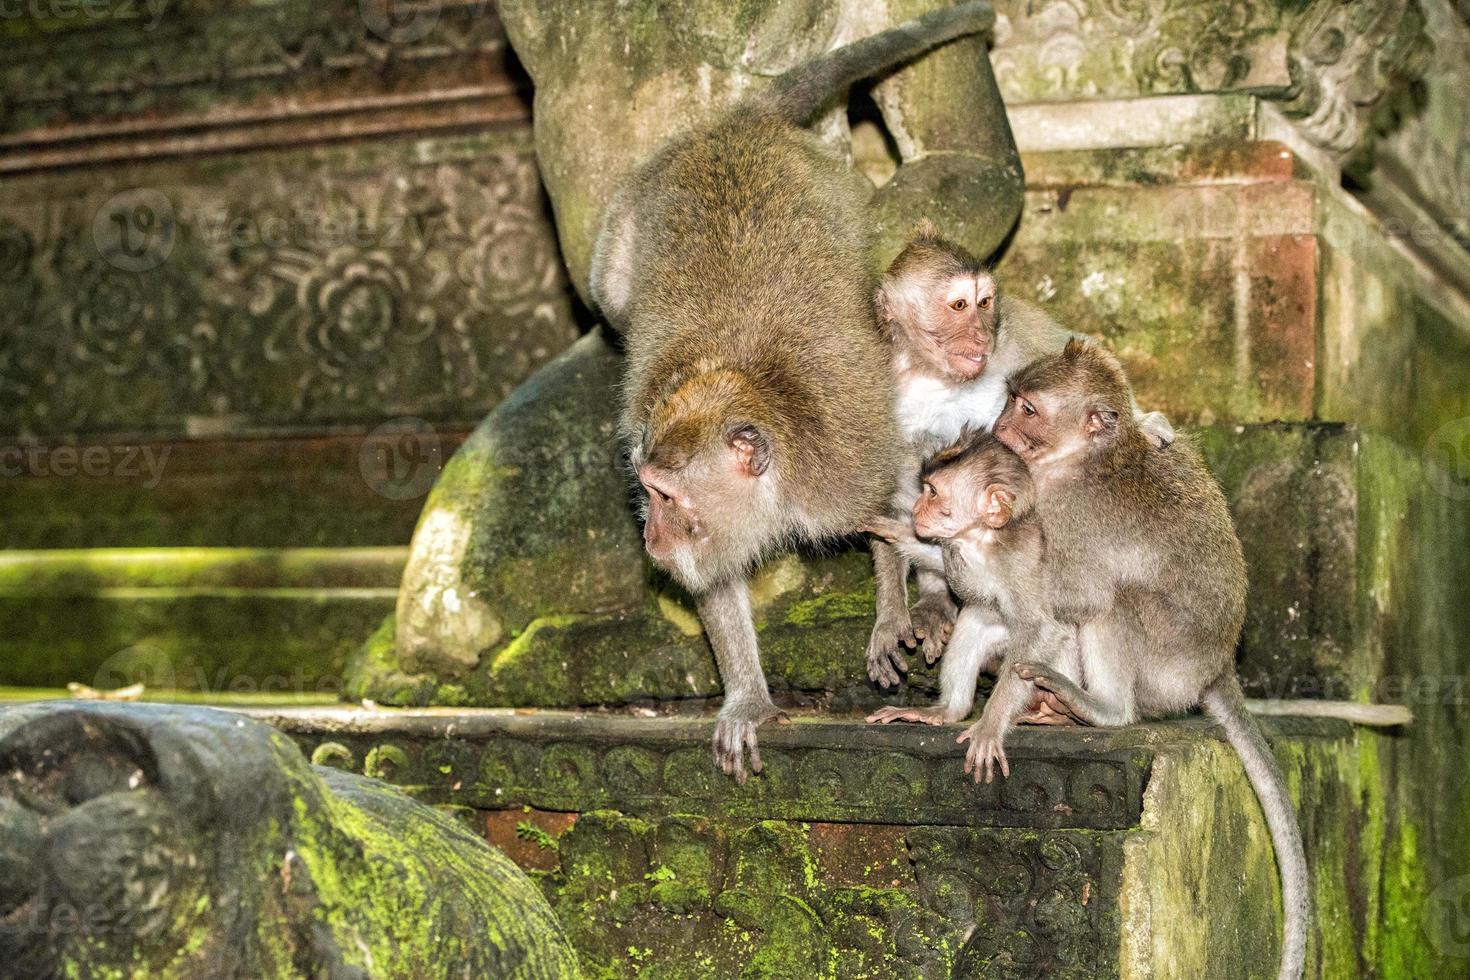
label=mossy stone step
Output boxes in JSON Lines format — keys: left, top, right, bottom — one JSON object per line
{"left": 244, "top": 706, "right": 1395, "bottom": 979}
{"left": 0, "top": 547, "right": 404, "bottom": 693}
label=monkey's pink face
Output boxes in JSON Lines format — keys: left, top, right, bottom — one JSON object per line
{"left": 993, "top": 390, "right": 1047, "bottom": 461}
{"left": 638, "top": 464, "right": 701, "bottom": 563}
{"left": 886, "top": 272, "right": 998, "bottom": 383}
{"left": 912, "top": 471, "right": 1015, "bottom": 539}
{"left": 634, "top": 425, "right": 773, "bottom": 587}
{"left": 995, "top": 389, "right": 1112, "bottom": 469}
{"left": 928, "top": 274, "right": 997, "bottom": 382}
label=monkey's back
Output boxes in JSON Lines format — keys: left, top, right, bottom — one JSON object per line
{"left": 1049, "top": 434, "right": 1246, "bottom": 664}
{"left": 619, "top": 108, "right": 900, "bottom": 533}
{"left": 1117, "top": 436, "right": 1247, "bottom": 664}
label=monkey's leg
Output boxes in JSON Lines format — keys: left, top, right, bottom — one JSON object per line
{"left": 910, "top": 568, "right": 958, "bottom": 664}
{"left": 1011, "top": 620, "right": 1134, "bottom": 728}
{"left": 700, "top": 578, "right": 787, "bottom": 784}
{"left": 958, "top": 658, "right": 1037, "bottom": 783}
{"left": 867, "top": 539, "right": 917, "bottom": 688}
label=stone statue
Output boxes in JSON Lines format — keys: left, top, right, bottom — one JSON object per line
{"left": 356, "top": 0, "right": 1024, "bottom": 705}
{"left": 0, "top": 701, "right": 581, "bottom": 978}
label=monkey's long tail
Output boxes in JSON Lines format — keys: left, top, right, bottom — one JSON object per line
{"left": 1201, "top": 673, "right": 1310, "bottom": 980}
{"left": 759, "top": 1, "right": 996, "bottom": 127}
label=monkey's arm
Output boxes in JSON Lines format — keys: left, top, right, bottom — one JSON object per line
{"left": 699, "top": 578, "right": 786, "bottom": 783}
{"left": 867, "top": 0, "right": 1023, "bottom": 269}
{"left": 957, "top": 617, "right": 1068, "bottom": 780}
{"left": 1011, "top": 621, "right": 1138, "bottom": 729}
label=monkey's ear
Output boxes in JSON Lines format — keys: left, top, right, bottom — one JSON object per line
{"left": 875, "top": 285, "right": 893, "bottom": 325}
{"left": 981, "top": 485, "right": 1015, "bottom": 529}
{"left": 1086, "top": 409, "right": 1120, "bottom": 438}
{"left": 728, "top": 425, "right": 772, "bottom": 477}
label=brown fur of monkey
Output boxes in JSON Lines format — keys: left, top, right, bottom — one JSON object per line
{"left": 590, "top": 3, "right": 999, "bottom": 783}
{"left": 994, "top": 339, "right": 1308, "bottom": 980}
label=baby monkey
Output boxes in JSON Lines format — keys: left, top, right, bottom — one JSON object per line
{"left": 864, "top": 431, "right": 1073, "bottom": 783}
{"left": 866, "top": 223, "right": 1173, "bottom": 688}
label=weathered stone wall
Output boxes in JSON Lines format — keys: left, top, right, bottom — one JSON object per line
{"left": 0, "top": 0, "right": 578, "bottom": 442}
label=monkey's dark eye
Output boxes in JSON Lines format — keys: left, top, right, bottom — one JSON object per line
{"left": 922, "top": 482, "right": 936, "bottom": 497}
{"left": 949, "top": 299, "right": 967, "bottom": 311}
{"left": 1020, "top": 400, "right": 1036, "bottom": 417}
{"left": 977, "top": 296, "right": 992, "bottom": 310}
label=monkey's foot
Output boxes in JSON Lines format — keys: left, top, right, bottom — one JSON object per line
{"left": 1012, "top": 663, "right": 1091, "bottom": 725}
{"left": 712, "top": 701, "right": 789, "bottom": 785}
{"left": 910, "top": 594, "right": 957, "bottom": 665}
{"left": 866, "top": 615, "right": 917, "bottom": 688}
{"left": 1016, "top": 695, "right": 1078, "bottom": 726}
{"left": 957, "top": 722, "right": 1010, "bottom": 784}
{"left": 865, "top": 705, "right": 952, "bottom": 726}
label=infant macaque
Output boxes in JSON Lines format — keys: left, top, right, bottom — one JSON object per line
{"left": 864, "top": 430, "right": 1075, "bottom": 783}
{"left": 865, "top": 221, "right": 1174, "bottom": 690}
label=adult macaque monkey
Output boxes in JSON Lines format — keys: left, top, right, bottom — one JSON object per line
{"left": 867, "top": 226, "right": 1174, "bottom": 687}
{"left": 589, "top": 3, "right": 999, "bottom": 783}
{"left": 993, "top": 339, "right": 1308, "bottom": 980}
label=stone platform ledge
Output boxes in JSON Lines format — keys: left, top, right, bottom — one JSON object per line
{"left": 241, "top": 705, "right": 1346, "bottom": 833}
{"left": 235, "top": 704, "right": 1389, "bottom": 978}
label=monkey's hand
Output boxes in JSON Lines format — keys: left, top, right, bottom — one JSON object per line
{"left": 957, "top": 721, "right": 1010, "bottom": 784}
{"left": 712, "top": 700, "right": 789, "bottom": 785}
{"left": 911, "top": 592, "right": 958, "bottom": 665}
{"left": 867, "top": 613, "right": 917, "bottom": 689}
{"left": 861, "top": 516, "right": 915, "bottom": 545}
{"left": 865, "top": 704, "right": 953, "bottom": 726}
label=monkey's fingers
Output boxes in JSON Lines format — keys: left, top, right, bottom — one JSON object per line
{"left": 867, "top": 648, "right": 909, "bottom": 688}
{"left": 745, "top": 728, "right": 763, "bottom": 776}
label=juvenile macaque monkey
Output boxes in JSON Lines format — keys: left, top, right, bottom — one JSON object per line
{"left": 866, "top": 226, "right": 1174, "bottom": 687}
{"left": 993, "top": 339, "right": 1308, "bottom": 980}
{"left": 590, "top": 3, "right": 999, "bottom": 783}
{"left": 864, "top": 431, "right": 1075, "bottom": 784}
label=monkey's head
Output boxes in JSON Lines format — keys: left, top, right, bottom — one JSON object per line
{"left": 913, "top": 429, "right": 1033, "bottom": 539}
{"left": 631, "top": 371, "right": 784, "bottom": 589}
{"left": 878, "top": 220, "right": 997, "bottom": 383}
{"left": 994, "top": 339, "right": 1138, "bottom": 471}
